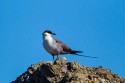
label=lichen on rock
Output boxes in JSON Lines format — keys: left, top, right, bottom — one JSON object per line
{"left": 11, "top": 57, "right": 125, "bottom": 83}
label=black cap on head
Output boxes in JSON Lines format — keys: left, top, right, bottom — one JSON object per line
{"left": 43, "top": 30, "right": 56, "bottom": 35}
{"left": 43, "top": 30, "right": 52, "bottom": 34}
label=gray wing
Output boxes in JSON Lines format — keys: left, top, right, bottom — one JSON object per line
{"left": 53, "top": 39, "right": 96, "bottom": 58}
{"left": 54, "top": 38, "right": 72, "bottom": 54}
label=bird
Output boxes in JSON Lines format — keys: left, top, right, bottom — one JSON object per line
{"left": 42, "top": 30, "right": 97, "bottom": 60}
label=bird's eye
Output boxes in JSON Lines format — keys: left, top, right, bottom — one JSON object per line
{"left": 47, "top": 31, "right": 52, "bottom": 34}
{"left": 48, "top": 31, "right": 50, "bottom": 33}
{"left": 43, "top": 30, "right": 53, "bottom": 34}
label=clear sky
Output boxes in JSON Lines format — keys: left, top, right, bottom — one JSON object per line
{"left": 0, "top": 0, "right": 125, "bottom": 83}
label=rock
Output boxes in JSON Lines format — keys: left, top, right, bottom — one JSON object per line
{"left": 11, "top": 57, "right": 125, "bottom": 83}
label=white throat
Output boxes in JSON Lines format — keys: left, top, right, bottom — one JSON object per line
{"left": 43, "top": 34, "right": 56, "bottom": 54}
{"left": 43, "top": 35, "right": 53, "bottom": 44}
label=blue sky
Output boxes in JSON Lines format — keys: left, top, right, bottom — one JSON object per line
{"left": 0, "top": 0, "right": 125, "bottom": 83}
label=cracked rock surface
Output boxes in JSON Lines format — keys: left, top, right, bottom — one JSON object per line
{"left": 11, "top": 57, "right": 125, "bottom": 83}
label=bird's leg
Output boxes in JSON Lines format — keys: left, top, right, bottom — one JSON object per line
{"left": 57, "top": 55, "right": 59, "bottom": 59}
{"left": 52, "top": 54, "right": 54, "bottom": 60}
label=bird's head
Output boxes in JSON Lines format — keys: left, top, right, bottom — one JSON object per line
{"left": 43, "top": 30, "right": 56, "bottom": 37}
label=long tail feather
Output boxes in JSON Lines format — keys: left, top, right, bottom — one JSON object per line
{"left": 74, "top": 54, "right": 97, "bottom": 58}
{"left": 71, "top": 50, "right": 83, "bottom": 54}
{"left": 71, "top": 50, "right": 97, "bottom": 58}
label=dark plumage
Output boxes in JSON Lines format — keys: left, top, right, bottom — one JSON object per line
{"left": 43, "top": 30, "right": 97, "bottom": 60}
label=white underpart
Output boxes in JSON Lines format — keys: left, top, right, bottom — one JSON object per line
{"left": 43, "top": 34, "right": 57, "bottom": 55}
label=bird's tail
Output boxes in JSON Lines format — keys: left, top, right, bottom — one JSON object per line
{"left": 71, "top": 50, "right": 97, "bottom": 58}
{"left": 71, "top": 50, "right": 83, "bottom": 54}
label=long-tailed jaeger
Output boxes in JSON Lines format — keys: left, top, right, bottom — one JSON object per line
{"left": 42, "top": 30, "right": 97, "bottom": 60}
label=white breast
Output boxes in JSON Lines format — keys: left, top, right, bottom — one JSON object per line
{"left": 43, "top": 36, "right": 57, "bottom": 54}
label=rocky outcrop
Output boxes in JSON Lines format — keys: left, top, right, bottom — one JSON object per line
{"left": 11, "top": 57, "right": 125, "bottom": 83}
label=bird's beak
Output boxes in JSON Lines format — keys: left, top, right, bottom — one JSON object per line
{"left": 52, "top": 33, "right": 56, "bottom": 35}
